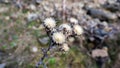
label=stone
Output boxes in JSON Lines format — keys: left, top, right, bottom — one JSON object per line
{"left": 31, "top": 46, "right": 38, "bottom": 53}
{"left": 86, "top": 8, "right": 117, "bottom": 20}
{"left": 27, "top": 13, "right": 38, "bottom": 22}
{"left": 38, "top": 37, "right": 49, "bottom": 45}
{"left": 29, "top": 4, "right": 36, "bottom": 11}
{"left": 0, "top": 7, "right": 9, "bottom": 13}
{"left": 0, "top": 63, "right": 6, "bottom": 68}
{"left": 36, "top": 0, "right": 42, "bottom": 4}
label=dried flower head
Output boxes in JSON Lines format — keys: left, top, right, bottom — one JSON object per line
{"left": 52, "top": 32, "right": 66, "bottom": 44}
{"left": 59, "top": 24, "right": 72, "bottom": 31}
{"left": 69, "top": 17, "right": 78, "bottom": 24}
{"left": 59, "top": 24, "right": 72, "bottom": 35}
{"left": 44, "top": 18, "right": 56, "bottom": 29}
{"left": 73, "top": 25, "right": 83, "bottom": 35}
{"left": 62, "top": 43, "right": 69, "bottom": 51}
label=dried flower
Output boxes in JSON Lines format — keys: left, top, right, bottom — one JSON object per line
{"left": 62, "top": 43, "right": 69, "bottom": 51}
{"left": 59, "top": 24, "right": 72, "bottom": 35}
{"left": 59, "top": 24, "right": 72, "bottom": 31}
{"left": 73, "top": 25, "right": 83, "bottom": 35}
{"left": 52, "top": 32, "right": 66, "bottom": 44}
{"left": 44, "top": 18, "right": 56, "bottom": 29}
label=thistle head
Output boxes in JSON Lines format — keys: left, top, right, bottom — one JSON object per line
{"left": 73, "top": 25, "right": 83, "bottom": 35}
{"left": 43, "top": 18, "right": 56, "bottom": 29}
{"left": 52, "top": 32, "right": 66, "bottom": 44}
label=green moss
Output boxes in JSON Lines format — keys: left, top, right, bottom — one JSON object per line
{"left": 2, "top": 45, "right": 7, "bottom": 49}
{"left": 25, "top": 64, "right": 35, "bottom": 68}
{"left": 48, "top": 57, "right": 56, "bottom": 65}
{"left": 22, "top": 9, "right": 29, "bottom": 14}
{"left": 10, "top": 41, "right": 17, "bottom": 47}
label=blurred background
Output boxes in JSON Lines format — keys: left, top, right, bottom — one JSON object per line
{"left": 0, "top": 0, "right": 120, "bottom": 68}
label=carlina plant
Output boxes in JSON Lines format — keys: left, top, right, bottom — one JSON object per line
{"left": 35, "top": 0, "right": 118, "bottom": 68}
{"left": 35, "top": 17, "right": 118, "bottom": 68}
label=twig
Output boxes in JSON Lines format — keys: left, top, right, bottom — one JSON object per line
{"left": 36, "top": 41, "right": 54, "bottom": 68}
{"left": 36, "top": 28, "right": 55, "bottom": 68}
{"left": 62, "top": 0, "right": 66, "bottom": 23}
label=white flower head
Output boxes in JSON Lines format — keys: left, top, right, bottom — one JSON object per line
{"left": 69, "top": 17, "right": 78, "bottom": 24}
{"left": 73, "top": 25, "right": 83, "bottom": 35}
{"left": 44, "top": 18, "right": 56, "bottom": 29}
{"left": 62, "top": 43, "right": 69, "bottom": 51}
{"left": 52, "top": 32, "right": 66, "bottom": 44}
{"left": 59, "top": 24, "right": 72, "bottom": 32}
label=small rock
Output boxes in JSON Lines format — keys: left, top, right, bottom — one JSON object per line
{"left": 0, "top": 63, "right": 6, "bottom": 68}
{"left": 36, "top": 0, "right": 42, "bottom": 4}
{"left": 29, "top": 4, "right": 36, "bottom": 11}
{"left": 32, "top": 24, "right": 44, "bottom": 30}
{"left": 117, "top": 13, "right": 120, "bottom": 17}
{"left": 15, "top": 0, "right": 23, "bottom": 9}
{"left": 5, "top": 16, "right": 10, "bottom": 20}
{"left": 0, "top": 7, "right": 9, "bottom": 13}
{"left": 38, "top": 37, "right": 49, "bottom": 45}
{"left": 117, "top": 0, "right": 120, "bottom": 2}
{"left": 107, "top": 0, "right": 117, "bottom": 4}
{"left": 31, "top": 46, "right": 38, "bottom": 53}
{"left": 10, "top": 14, "right": 19, "bottom": 19}
{"left": 102, "top": 21, "right": 108, "bottom": 27}
{"left": 94, "top": 0, "right": 107, "bottom": 5}
{"left": 118, "top": 53, "right": 120, "bottom": 60}
{"left": 38, "top": 24, "right": 44, "bottom": 30}
{"left": 4, "top": 0, "right": 9, "bottom": 3}
{"left": 102, "top": 3, "right": 120, "bottom": 12}
{"left": 0, "top": 0, "right": 9, "bottom": 3}
{"left": 86, "top": 8, "right": 117, "bottom": 20}
{"left": 78, "top": 2, "right": 84, "bottom": 8}
{"left": 91, "top": 47, "right": 108, "bottom": 58}
{"left": 27, "top": 13, "right": 38, "bottom": 22}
